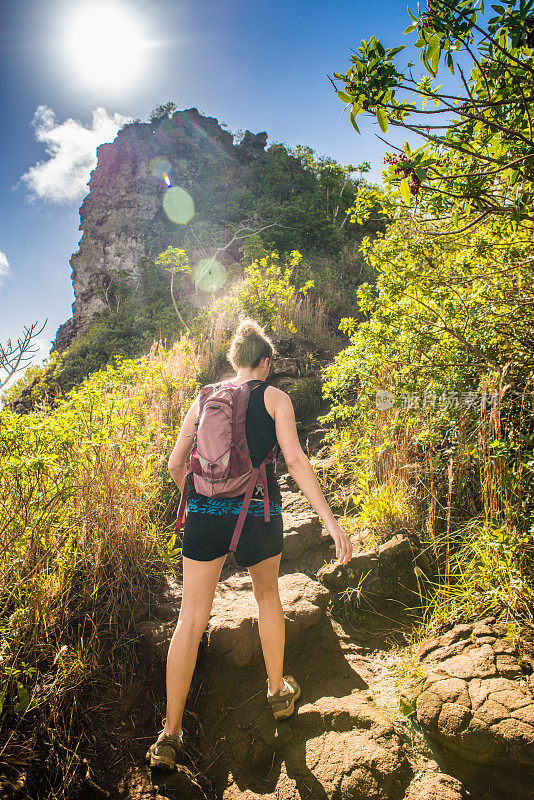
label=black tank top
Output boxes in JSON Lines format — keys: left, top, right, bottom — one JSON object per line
{"left": 186, "top": 379, "right": 282, "bottom": 505}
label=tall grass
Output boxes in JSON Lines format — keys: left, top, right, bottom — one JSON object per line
{"left": 416, "top": 373, "right": 534, "bottom": 633}
{"left": 418, "top": 520, "right": 534, "bottom": 630}
{"left": 314, "top": 380, "right": 431, "bottom": 542}
{"left": 271, "top": 293, "right": 340, "bottom": 353}
{"left": 0, "top": 337, "right": 199, "bottom": 797}
{"left": 319, "top": 369, "right": 534, "bottom": 633}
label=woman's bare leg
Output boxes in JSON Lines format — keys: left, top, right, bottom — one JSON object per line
{"left": 248, "top": 552, "right": 285, "bottom": 694}
{"left": 163, "top": 553, "right": 227, "bottom": 736}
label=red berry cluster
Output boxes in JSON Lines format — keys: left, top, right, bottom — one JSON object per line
{"left": 344, "top": 82, "right": 371, "bottom": 110}
{"left": 385, "top": 152, "right": 409, "bottom": 171}
{"left": 410, "top": 174, "right": 422, "bottom": 194}
{"left": 384, "top": 153, "right": 422, "bottom": 195}
{"left": 421, "top": 0, "right": 436, "bottom": 29}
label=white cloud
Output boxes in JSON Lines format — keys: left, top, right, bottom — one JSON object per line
{"left": 20, "top": 105, "right": 133, "bottom": 203}
{"left": 0, "top": 251, "right": 9, "bottom": 287}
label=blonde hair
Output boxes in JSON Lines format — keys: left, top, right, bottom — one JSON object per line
{"left": 227, "top": 317, "right": 277, "bottom": 369}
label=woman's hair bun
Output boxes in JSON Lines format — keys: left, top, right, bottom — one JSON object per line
{"left": 227, "top": 316, "right": 277, "bottom": 369}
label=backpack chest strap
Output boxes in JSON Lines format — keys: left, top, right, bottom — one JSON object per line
{"left": 228, "top": 459, "right": 271, "bottom": 552}
{"left": 228, "top": 467, "right": 260, "bottom": 552}
{"left": 175, "top": 450, "right": 275, "bottom": 545}
{"left": 174, "top": 468, "right": 193, "bottom": 536}
{"left": 260, "top": 461, "right": 270, "bottom": 522}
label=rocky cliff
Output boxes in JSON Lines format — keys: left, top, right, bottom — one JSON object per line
{"left": 51, "top": 109, "right": 274, "bottom": 352}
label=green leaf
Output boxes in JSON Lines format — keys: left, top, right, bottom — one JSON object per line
{"left": 446, "top": 52, "right": 455, "bottom": 74}
{"left": 15, "top": 682, "right": 30, "bottom": 715}
{"left": 400, "top": 696, "right": 418, "bottom": 717}
{"left": 404, "top": 24, "right": 418, "bottom": 33}
{"left": 400, "top": 177, "right": 411, "bottom": 205}
{"left": 350, "top": 110, "right": 361, "bottom": 134}
{"left": 376, "top": 107, "right": 389, "bottom": 132}
{"left": 337, "top": 90, "right": 353, "bottom": 103}
{"left": 407, "top": 6, "right": 419, "bottom": 22}
{"left": 431, "top": 46, "right": 441, "bottom": 74}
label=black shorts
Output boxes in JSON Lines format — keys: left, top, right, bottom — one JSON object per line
{"left": 181, "top": 510, "right": 283, "bottom": 568}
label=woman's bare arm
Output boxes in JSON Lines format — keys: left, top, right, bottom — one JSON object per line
{"left": 268, "top": 388, "right": 353, "bottom": 564}
{"left": 167, "top": 395, "right": 200, "bottom": 490}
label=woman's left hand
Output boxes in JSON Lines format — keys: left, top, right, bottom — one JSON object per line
{"left": 325, "top": 521, "right": 353, "bottom": 565}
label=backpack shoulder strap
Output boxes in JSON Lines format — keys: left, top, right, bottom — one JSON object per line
{"left": 249, "top": 379, "right": 266, "bottom": 392}
{"left": 198, "top": 383, "right": 217, "bottom": 415}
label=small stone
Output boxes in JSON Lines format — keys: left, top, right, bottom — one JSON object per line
{"left": 495, "top": 654, "right": 523, "bottom": 678}
{"left": 473, "top": 624, "right": 495, "bottom": 637}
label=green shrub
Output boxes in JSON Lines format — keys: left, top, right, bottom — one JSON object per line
{"left": 0, "top": 339, "right": 199, "bottom": 789}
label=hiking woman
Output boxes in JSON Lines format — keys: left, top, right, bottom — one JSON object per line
{"left": 147, "top": 318, "right": 353, "bottom": 769}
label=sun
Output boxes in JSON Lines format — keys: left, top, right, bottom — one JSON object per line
{"left": 63, "top": 2, "right": 148, "bottom": 90}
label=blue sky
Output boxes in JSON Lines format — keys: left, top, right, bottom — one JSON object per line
{"left": 0, "top": 0, "right": 420, "bottom": 389}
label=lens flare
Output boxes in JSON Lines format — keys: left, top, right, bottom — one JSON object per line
{"left": 162, "top": 187, "right": 195, "bottom": 225}
{"left": 192, "top": 258, "right": 226, "bottom": 292}
{"left": 163, "top": 173, "right": 172, "bottom": 187}
{"left": 150, "top": 157, "right": 172, "bottom": 182}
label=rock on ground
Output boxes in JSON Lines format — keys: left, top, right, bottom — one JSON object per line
{"left": 413, "top": 618, "right": 534, "bottom": 798}
{"left": 279, "top": 489, "right": 333, "bottom": 572}
{"left": 208, "top": 572, "right": 331, "bottom": 666}
{"left": 317, "top": 534, "right": 423, "bottom": 605}
{"left": 136, "top": 572, "right": 331, "bottom": 668}
{"left": 219, "top": 690, "right": 413, "bottom": 800}
{"left": 190, "top": 599, "right": 470, "bottom": 800}
{"left": 403, "top": 771, "right": 470, "bottom": 800}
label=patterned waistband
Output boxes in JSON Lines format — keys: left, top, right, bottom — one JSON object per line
{"left": 187, "top": 496, "right": 283, "bottom": 516}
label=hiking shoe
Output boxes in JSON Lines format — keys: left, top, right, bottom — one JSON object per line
{"left": 146, "top": 718, "right": 183, "bottom": 770}
{"left": 266, "top": 675, "right": 301, "bottom": 720}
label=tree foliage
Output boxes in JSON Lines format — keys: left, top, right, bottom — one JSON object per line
{"left": 155, "top": 247, "right": 191, "bottom": 332}
{"left": 150, "top": 102, "right": 178, "bottom": 122}
{"left": 207, "top": 249, "right": 315, "bottom": 334}
{"left": 333, "top": 0, "right": 534, "bottom": 230}
{"left": 322, "top": 218, "right": 534, "bottom": 417}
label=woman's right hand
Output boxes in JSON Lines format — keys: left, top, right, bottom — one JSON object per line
{"left": 325, "top": 521, "right": 353, "bottom": 565}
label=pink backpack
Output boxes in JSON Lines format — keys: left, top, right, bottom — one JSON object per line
{"left": 174, "top": 379, "right": 280, "bottom": 552}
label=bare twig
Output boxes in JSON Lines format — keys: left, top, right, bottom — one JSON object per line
{"left": 0, "top": 320, "right": 48, "bottom": 390}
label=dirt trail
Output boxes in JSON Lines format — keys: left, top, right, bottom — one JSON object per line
{"left": 6, "top": 342, "right": 527, "bottom": 799}
{"left": 77, "top": 406, "right": 470, "bottom": 800}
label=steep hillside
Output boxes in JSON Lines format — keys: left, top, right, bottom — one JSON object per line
{"left": 52, "top": 107, "right": 376, "bottom": 355}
